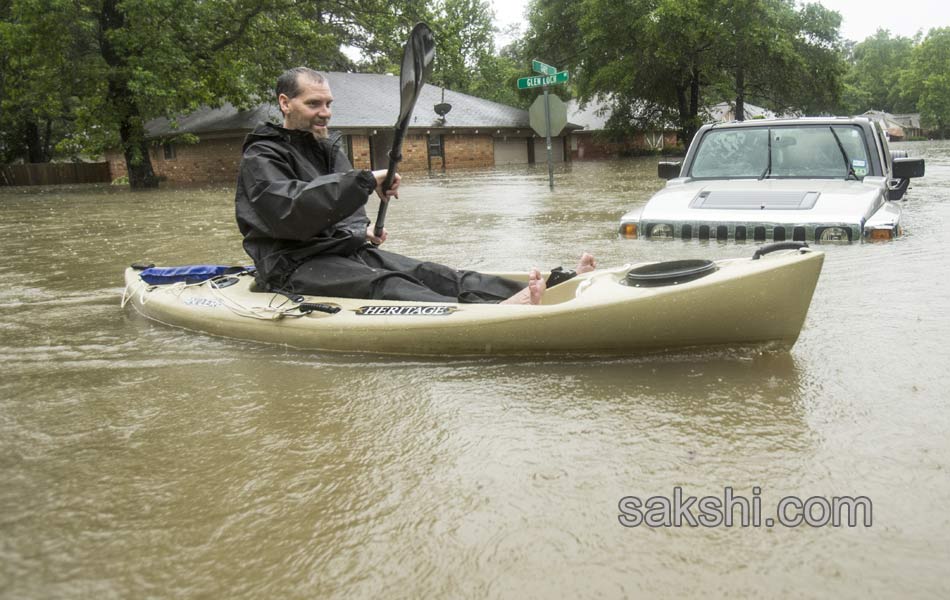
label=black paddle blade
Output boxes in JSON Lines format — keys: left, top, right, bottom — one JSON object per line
{"left": 397, "top": 23, "right": 436, "bottom": 127}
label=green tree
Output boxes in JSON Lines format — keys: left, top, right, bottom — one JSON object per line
{"left": 0, "top": 0, "right": 103, "bottom": 164}
{"left": 465, "top": 43, "right": 526, "bottom": 108}
{"left": 0, "top": 0, "right": 411, "bottom": 187}
{"left": 354, "top": 0, "right": 519, "bottom": 106}
{"left": 429, "top": 0, "right": 525, "bottom": 107}
{"left": 521, "top": 0, "right": 846, "bottom": 143}
{"left": 841, "top": 29, "right": 917, "bottom": 114}
{"left": 428, "top": 0, "right": 495, "bottom": 91}
{"left": 783, "top": 2, "right": 846, "bottom": 115}
{"left": 717, "top": 1, "right": 844, "bottom": 119}
{"left": 556, "top": 0, "right": 722, "bottom": 143}
{"left": 903, "top": 28, "right": 950, "bottom": 136}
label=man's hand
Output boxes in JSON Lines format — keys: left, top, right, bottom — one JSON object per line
{"left": 371, "top": 169, "right": 400, "bottom": 201}
{"left": 367, "top": 225, "right": 388, "bottom": 245}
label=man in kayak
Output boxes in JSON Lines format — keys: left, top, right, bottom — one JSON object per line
{"left": 235, "top": 67, "right": 595, "bottom": 305}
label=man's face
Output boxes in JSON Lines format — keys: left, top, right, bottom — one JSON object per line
{"left": 280, "top": 76, "right": 333, "bottom": 139}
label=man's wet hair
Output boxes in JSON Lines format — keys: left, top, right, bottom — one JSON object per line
{"left": 276, "top": 67, "right": 326, "bottom": 105}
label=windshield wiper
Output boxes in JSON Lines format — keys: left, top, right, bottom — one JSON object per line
{"left": 759, "top": 128, "right": 772, "bottom": 179}
{"left": 829, "top": 126, "right": 858, "bottom": 180}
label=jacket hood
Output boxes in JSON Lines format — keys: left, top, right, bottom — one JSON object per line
{"left": 243, "top": 122, "right": 343, "bottom": 151}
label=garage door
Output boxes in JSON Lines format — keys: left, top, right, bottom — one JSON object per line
{"left": 533, "top": 138, "right": 564, "bottom": 163}
{"left": 493, "top": 138, "right": 529, "bottom": 165}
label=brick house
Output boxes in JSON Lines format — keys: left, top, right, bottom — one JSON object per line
{"left": 566, "top": 98, "right": 678, "bottom": 160}
{"left": 861, "top": 110, "right": 927, "bottom": 140}
{"left": 106, "top": 72, "right": 581, "bottom": 184}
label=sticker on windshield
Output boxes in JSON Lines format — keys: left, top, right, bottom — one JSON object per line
{"left": 852, "top": 158, "right": 868, "bottom": 177}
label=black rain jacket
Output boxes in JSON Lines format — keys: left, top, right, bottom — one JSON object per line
{"left": 235, "top": 122, "right": 377, "bottom": 286}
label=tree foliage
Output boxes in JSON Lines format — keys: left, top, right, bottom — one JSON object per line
{"left": 719, "top": 1, "right": 844, "bottom": 118}
{"left": 521, "top": 0, "right": 845, "bottom": 143}
{"left": 0, "top": 0, "right": 104, "bottom": 163}
{"left": 841, "top": 29, "right": 917, "bottom": 114}
{"left": 0, "top": 0, "right": 465, "bottom": 186}
{"left": 902, "top": 27, "right": 950, "bottom": 136}
{"left": 366, "top": 0, "right": 524, "bottom": 108}
{"left": 0, "top": 0, "right": 527, "bottom": 180}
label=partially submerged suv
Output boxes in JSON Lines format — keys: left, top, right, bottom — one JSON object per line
{"left": 619, "top": 117, "right": 925, "bottom": 242}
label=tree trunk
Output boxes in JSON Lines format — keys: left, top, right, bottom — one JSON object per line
{"left": 119, "top": 110, "right": 158, "bottom": 189}
{"left": 675, "top": 83, "right": 689, "bottom": 145}
{"left": 43, "top": 118, "right": 54, "bottom": 162}
{"left": 735, "top": 66, "right": 745, "bottom": 121}
{"left": 685, "top": 67, "right": 702, "bottom": 144}
{"left": 25, "top": 120, "right": 48, "bottom": 163}
{"left": 99, "top": 0, "right": 158, "bottom": 189}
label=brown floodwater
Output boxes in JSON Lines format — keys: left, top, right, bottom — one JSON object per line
{"left": 2, "top": 143, "right": 949, "bottom": 597}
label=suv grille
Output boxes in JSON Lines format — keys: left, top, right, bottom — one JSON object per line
{"left": 646, "top": 223, "right": 854, "bottom": 242}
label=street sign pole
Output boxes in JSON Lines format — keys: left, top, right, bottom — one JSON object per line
{"left": 520, "top": 60, "right": 569, "bottom": 190}
{"left": 543, "top": 85, "right": 554, "bottom": 190}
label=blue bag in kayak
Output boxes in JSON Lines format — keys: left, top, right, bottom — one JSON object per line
{"left": 138, "top": 265, "right": 253, "bottom": 285}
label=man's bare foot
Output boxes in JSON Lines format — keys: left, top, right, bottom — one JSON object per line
{"left": 501, "top": 268, "right": 546, "bottom": 305}
{"left": 576, "top": 252, "right": 597, "bottom": 274}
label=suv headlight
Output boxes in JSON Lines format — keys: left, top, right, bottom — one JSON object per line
{"left": 649, "top": 224, "right": 674, "bottom": 239}
{"left": 818, "top": 227, "right": 851, "bottom": 243}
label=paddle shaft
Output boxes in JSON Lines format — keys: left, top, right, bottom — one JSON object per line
{"left": 373, "top": 139, "right": 405, "bottom": 238}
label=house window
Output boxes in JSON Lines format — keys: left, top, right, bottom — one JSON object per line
{"left": 163, "top": 143, "right": 176, "bottom": 160}
{"left": 427, "top": 134, "right": 445, "bottom": 170}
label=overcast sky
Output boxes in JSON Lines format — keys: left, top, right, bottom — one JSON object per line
{"left": 492, "top": 0, "right": 950, "bottom": 48}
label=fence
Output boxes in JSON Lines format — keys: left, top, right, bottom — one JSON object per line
{"left": 0, "top": 162, "right": 112, "bottom": 186}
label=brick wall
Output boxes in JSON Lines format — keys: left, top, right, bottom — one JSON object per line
{"left": 571, "top": 131, "right": 679, "bottom": 160}
{"left": 105, "top": 152, "right": 123, "bottom": 180}
{"left": 349, "top": 135, "right": 371, "bottom": 169}
{"left": 106, "top": 137, "right": 242, "bottom": 184}
{"left": 106, "top": 131, "right": 497, "bottom": 184}
{"left": 160, "top": 138, "right": 243, "bottom": 183}
{"left": 401, "top": 135, "right": 429, "bottom": 171}
{"left": 357, "top": 134, "right": 431, "bottom": 171}
{"left": 444, "top": 134, "right": 494, "bottom": 169}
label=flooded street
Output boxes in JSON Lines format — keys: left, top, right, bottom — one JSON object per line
{"left": 2, "top": 142, "right": 949, "bottom": 597}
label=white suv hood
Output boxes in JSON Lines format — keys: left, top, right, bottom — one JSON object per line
{"left": 639, "top": 178, "right": 884, "bottom": 225}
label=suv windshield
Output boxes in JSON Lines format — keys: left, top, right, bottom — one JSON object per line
{"left": 689, "top": 125, "right": 871, "bottom": 179}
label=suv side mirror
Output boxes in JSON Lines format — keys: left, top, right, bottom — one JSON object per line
{"left": 658, "top": 161, "right": 681, "bottom": 180}
{"left": 892, "top": 157, "right": 925, "bottom": 179}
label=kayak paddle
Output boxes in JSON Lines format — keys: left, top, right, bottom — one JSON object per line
{"left": 373, "top": 22, "right": 436, "bottom": 239}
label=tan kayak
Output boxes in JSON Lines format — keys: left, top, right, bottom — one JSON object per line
{"left": 122, "top": 244, "right": 824, "bottom": 356}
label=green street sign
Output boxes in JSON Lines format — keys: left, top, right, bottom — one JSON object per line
{"left": 532, "top": 60, "right": 556, "bottom": 76}
{"left": 516, "top": 71, "right": 569, "bottom": 89}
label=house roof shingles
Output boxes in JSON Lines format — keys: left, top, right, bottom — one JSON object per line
{"left": 146, "top": 72, "right": 568, "bottom": 138}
